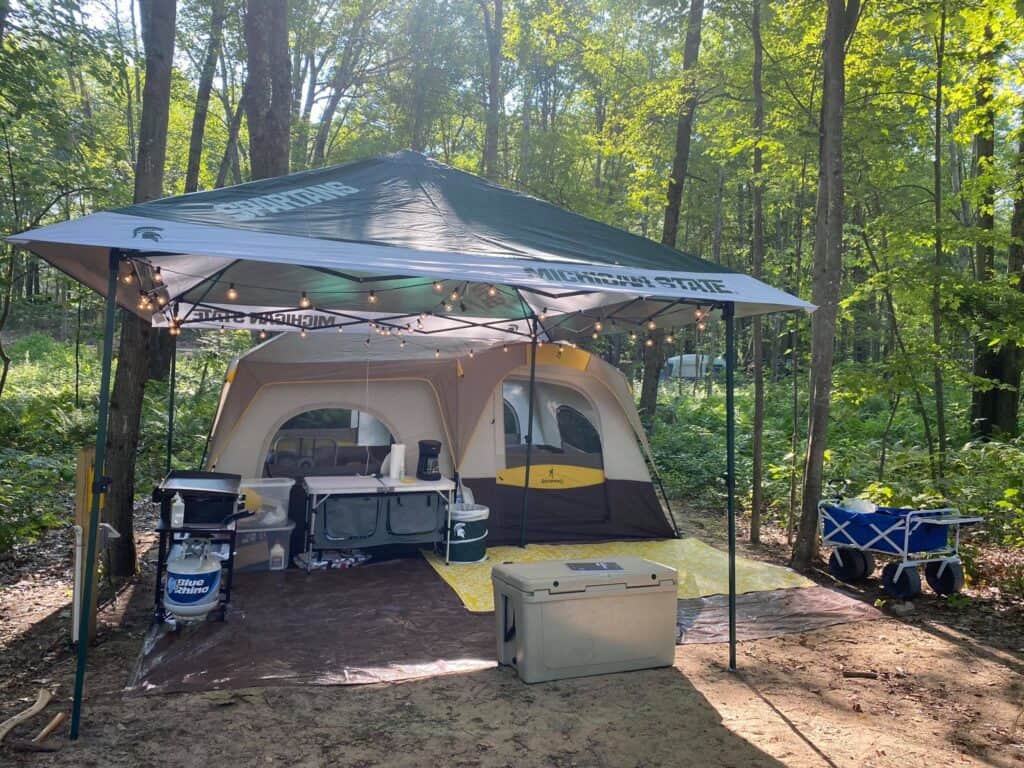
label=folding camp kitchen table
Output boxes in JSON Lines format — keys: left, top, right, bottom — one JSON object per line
{"left": 303, "top": 476, "right": 456, "bottom": 568}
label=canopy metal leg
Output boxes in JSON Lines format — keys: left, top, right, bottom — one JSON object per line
{"left": 70, "top": 249, "right": 121, "bottom": 740}
{"left": 724, "top": 302, "right": 737, "bottom": 671}
{"left": 166, "top": 337, "right": 176, "bottom": 475}
{"left": 519, "top": 321, "right": 539, "bottom": 548}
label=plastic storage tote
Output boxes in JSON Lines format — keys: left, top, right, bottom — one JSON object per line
{"left": 239, "top": 478, "right": 295, "bottom": 528}
{"left": 492, "top": 557, "right": 677, "bottom": 683}
{"left": 235, "top": 521, "right": 295, "bottom": 572}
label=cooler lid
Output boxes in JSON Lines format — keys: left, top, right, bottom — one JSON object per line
{"left": 160, "top": 470, "right": 242, "bottom": 496}
{"left": 492, "top": 557, "right": 676, "bottom": 594}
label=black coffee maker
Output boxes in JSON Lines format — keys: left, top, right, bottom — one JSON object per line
{"left": 416, "top": 440, "right": 442, "bottom": 481}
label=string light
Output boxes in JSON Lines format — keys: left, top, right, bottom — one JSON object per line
{"left": 592, "top": 331, "right": 599, "bottom": 340}
{"left": 666, "top": 333, "right": 675, "bottom": 344}
{"left": 444, "top": 302, "right": 453, "bottom": 312}
{"left": 219, "top": 325, "right": 226, "bottom": 335}
{"left": 226, "top": 283, "right": 238, "bottom": 301}
{"left": 435, "top": 349, "right": 441, "bottom": 358}
{"left": 433, "top": 280, "right": 443, "bottom": 292}
{"left": 647, "top": 319, "right": 656, "bottom": 330}
{"left": 259, "top": 330, "right": 268, "bottom": 340}
{"left": 450, "top": 289, "right": 459, "bottom": 301}
{"left": 300, "top": 327, "right": 308, "bottom": 339}
{"left": 645, "top": 337, "right": 654, "bottom": 347}
{"left": 168, "top": 323, "right": 181, "bottom": 337}
{"left": 539, "top": 308, "right": 548, "bottom": 321}
{"left": 299, "top": 291, "right": 311, "bottom": 309}
{"left": 153, "top": 267, "right": 163, "bottom": 284}
{"left": 594, "top": 321, "right": 603, "bottom": 332}
{"left": 502, "top": 345, "right": 508, "bottom": 353}
{"left": 694, "top": 307, "right": 704, "bottom": 321}
{"left": 121, "top": 264, "right": 134, "bottom": 284}
{"left": 156, "top": 294, "right": 168, "bottom": 307}
{"left": 368, "top": 290, "right": 378, "bottom": 304}
{"left": 697, "top": 321, "right": 707, "bottom": 332}
{"left": 337, "top": 324, "right": 344, "bottom": 333}
{"left": 400, "top": 339, "right": 406, "bottom": 348}
{"left": 365, "top": 337, "right": 371, "bottom": 347}
{"left": 487, "top": 285, "right": 498, "bottom": 297}
{"left": 469, "top": 349, "right": 475, "bottom": 358}
{"left": 629, "top": 331, "right": 637, "bottom": 341}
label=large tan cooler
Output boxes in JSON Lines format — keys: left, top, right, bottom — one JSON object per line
{"left": 492, "top": 557, "right": 678, "bottom": 683}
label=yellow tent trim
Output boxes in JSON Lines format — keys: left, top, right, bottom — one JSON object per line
{"left": 496, "top": 464, "right": 604, "bottom": 489}
{"left": 529, "top": 344, "right": 590, "bottom": 371}
{"left": 423, "top": 538, "right": 814, "bottom": 613}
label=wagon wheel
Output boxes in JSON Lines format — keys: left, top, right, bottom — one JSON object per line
{"left": 828, "top": 548, "right": 871, "bottom": 583}
{"left": 924, "top": 561, "right": 965, "bottom": 596}
{"left": 881, "top": 562, "right": 921, "bottom": 600}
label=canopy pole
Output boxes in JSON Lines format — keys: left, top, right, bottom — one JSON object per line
{"left": 519, "top": 319, "right": 539, "bottom": 548}
{"left": 165, "top": 338, "right": 176, "bottom": 475}
{"left": 70, "top": 249, "right": 121, "bottom": 740}
{"left": 724, "top": 302, "right": 737, "bottom": 671}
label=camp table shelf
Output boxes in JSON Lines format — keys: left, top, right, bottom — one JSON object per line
{"left": 818, "top": 500, "right": 983, "bottom": 599}
{"left": 303, "top": 475, "right": 456, "bottom": 568}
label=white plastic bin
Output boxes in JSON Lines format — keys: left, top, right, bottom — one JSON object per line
{"left": 492, "top": 557, "right": 677, "bottom": 683}
{"left": 239, "top": 478, "right": 295, "bottom": 528}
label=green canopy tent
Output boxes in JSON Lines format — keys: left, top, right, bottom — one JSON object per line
{"left": 8, "top": 151, "right": 811, "bottom": 737}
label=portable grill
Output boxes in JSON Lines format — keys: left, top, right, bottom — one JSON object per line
{"left": 152, "top": 471, "right": 249, "bottom": 624}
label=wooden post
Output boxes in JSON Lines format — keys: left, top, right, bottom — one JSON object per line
{"left": 72, "top": 446, "right": 99, "bottom": 645}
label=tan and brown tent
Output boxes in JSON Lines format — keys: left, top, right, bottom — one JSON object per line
{"left": 205, "top": 330, "right": 676, "bottom": 544}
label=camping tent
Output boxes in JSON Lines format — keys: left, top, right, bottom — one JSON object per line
{"left": 8, "top": 150, "right": 811, "bottom": 736}
{"left": 207, "top": 333, "right": 676, "bottom": 544}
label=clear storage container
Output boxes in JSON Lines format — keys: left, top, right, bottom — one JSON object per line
{"left": 239, "top": 478, "right": 295, "bottom": 528}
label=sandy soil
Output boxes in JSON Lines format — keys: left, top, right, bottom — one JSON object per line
{"left": 1, "top": 510, "right": 1022, "bottom": 767}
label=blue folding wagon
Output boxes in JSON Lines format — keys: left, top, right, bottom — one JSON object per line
{"left": 818, "top": 499, "right": 982, "bottom": 599}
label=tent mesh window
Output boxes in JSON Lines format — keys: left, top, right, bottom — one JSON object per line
{"left": 264, "top": 407, "right": 393, "bottom": 477}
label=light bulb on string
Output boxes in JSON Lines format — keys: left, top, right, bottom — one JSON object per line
{"left": 645, "top": 337, "right": 654, "bottom": 347}
{"left": 487, "top": 285, "right": 498, "bottom": 297}
{"left": 666, "top": 333, "right": 675, "bottom": 344}
{"left": 450, "top": 289, "right": 459, "bottom": 301}
{"left": 219, "top": 325, "right": 226, "bottom": 335}
{"left": 435, "top": 349, "right": 441, "bottom": 358}
{"left": 300, "top": 327, "right": 308, "bottom": 339}
{"left": 337, "top": 324, "right": 344, "bottom": 334}
{"left": 365, "top": 337, "right": 371, "bottom": 347}
{"left": 400, "top": 339, "right": 406, "bottom": 349}
{"left": 539, "top": 308, "right": 548, "bottom": 321}
{"left": 121, "top": 264, "right": 134, "bottom": 284}
{"left": 502, "top": 345, "right": 508, "bottom": 353}
{"left": 156, "top": 294, "right": 167, "bottom": 307}
{"left": 153, "top": 267, "right": 163, "bottom": 284}
{"left": 368, "top": 290, "right": 378, "bottom": 304}
{"left": 629, "top": 331, "right": 637, "bottom": 341}
{"left": 469, "top": 349, "right": 475, "bottom": 358}
{"left": 647, "top": 319, "right": 656, "bottom": 330}
{"left": 259, "top": 330, "right": 268, "bottom": 340}
{"left": 168, "top": 322, "right": 180, "bottom": 337}
{"left": 299, "top": 292, "right": 311, "bottom": 309}
{"left": 594, "top": 321, "right": 603, "bottom": 332}
{"left": 226, "top": 283, "right": 238, "bottom": 301}
{"left": 592, "top": 332, "right": 599, "bottom": 340}
{"left": 433, "top": 280, "right": 443, "bottom": 292}
{"left": 444, "top": 302, "right": 453, "bottom": 312}
{"left": 697, "top": 321, "right": 707, "bottom": 332}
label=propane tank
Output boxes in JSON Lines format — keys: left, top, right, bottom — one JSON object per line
{"left": 164, "top": 538, "right": 222, "bottom": 621}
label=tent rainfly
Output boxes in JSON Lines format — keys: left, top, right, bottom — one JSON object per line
{"left": 8, "top": 150, "right": 812, "bottom": 738}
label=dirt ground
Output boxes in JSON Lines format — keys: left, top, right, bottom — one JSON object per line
{"left": 1, "top": 508, "right": 1023, "bottom": 767}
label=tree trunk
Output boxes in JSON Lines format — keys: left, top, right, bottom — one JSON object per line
{"left": 970, "top": 22, "right": 1012, "bottom": 437}
{"left": 184, "top": 0, "right": 227, "bottom": 194}
{"left": 931, "top": 1, "right": 948, "bottom": 472}
{"left": 639, "top": 0, "right": 705, "bottom": 425}
{"left": 792, "top": 0, "right": 859, "bottom": 572}
{"left": 309, "top": 2, "right": 372, "bottom": 167}
{"left": 245, "top": 0, "right": 291, "bottom": 179}
{"left": 104, "top": 0, "right": 177, "bottom": 580}
{"left": 749, "top": 0, "right": 765, "bottom": 544}
{"left": 216, "top": 92, "right": 246, "bottom": 189}
{"left": 480, "top": 0, "right": 503, "bottom": 179}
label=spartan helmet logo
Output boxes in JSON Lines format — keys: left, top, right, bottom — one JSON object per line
{"left": 454, "top": 522, "right": 467, "bottom": 539}
{"left": 132, "top": 225, "right": 164, "bottom": 241}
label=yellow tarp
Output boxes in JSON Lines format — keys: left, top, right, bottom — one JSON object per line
{"left": 423, "top": 538, "right": 814, "bottom": 613}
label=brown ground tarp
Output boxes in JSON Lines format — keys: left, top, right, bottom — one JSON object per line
{"left": 129, "top": 559, "right": 881, "bottom": 695}
{"left": 676, "top": 586, "right": 882, "bottom": 644}
{"left": 129, "top": 557, "right": 496, "bottom": 694}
